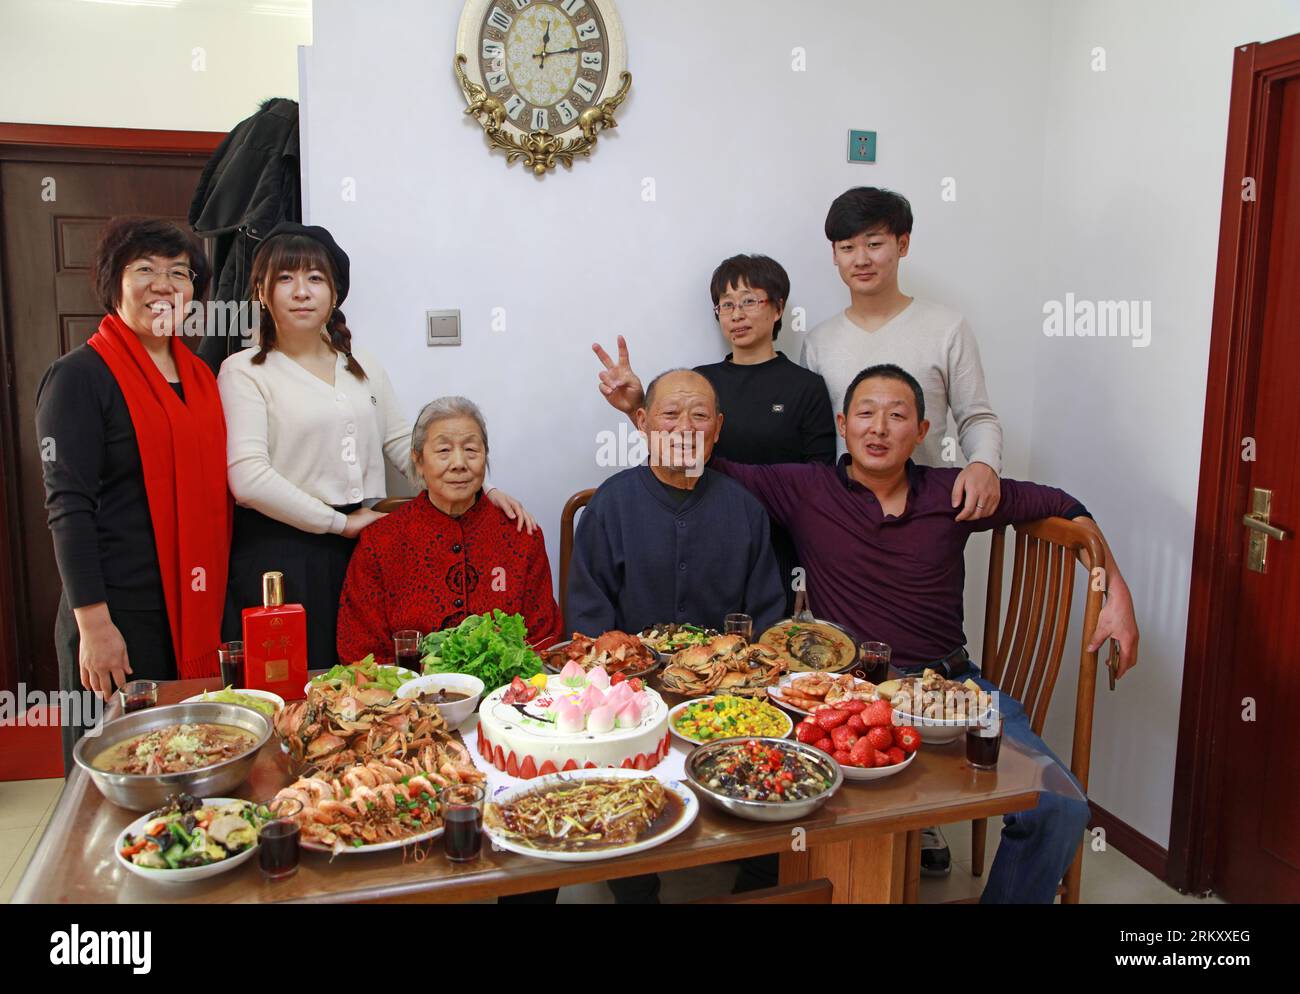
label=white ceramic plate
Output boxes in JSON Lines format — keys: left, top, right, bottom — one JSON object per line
{"left": 667, "top": 696, "right": 792, "bottom": 746}
{"left": 483, "top": 767, "right": 698, "bottom": 863}
{"left": 304, "top": 666, "right": 418, "bottom": 695}
{"left": 767, "top": 674, "right": 879, "bottom": 717}
{"left": 301, "top": 824, "right": 444, "bottom": 855}
{"left": 837, "top": 745, "right": 918, "bottom": 781}
{"left": 115, "top": 798, "right": 261, "bottom": 884}
{"left": 182, "top": 688, "right": 285, "bottom": 716}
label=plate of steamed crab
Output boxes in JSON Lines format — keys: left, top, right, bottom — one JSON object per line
{"left": 272, "top": 680, "right": 485, "bottom": 854}
{"left": 658, "top": 634, "right": 789, "bottom": 697}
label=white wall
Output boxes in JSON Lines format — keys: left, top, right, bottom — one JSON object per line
{"left": 1030, "top": 0, "right": 1300, "bottom": 849}
{"left": 0, "top": 0, "right": 311, "bottom": 132}
{"left": 300, "top": 0, "right": 1052, "bottom": 649}
{"left": 301, "top": 0, "right": 1300, "bottom": 851}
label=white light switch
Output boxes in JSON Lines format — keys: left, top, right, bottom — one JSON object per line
{"left": 426, "top": 309, "right": 461, "bottom": 346}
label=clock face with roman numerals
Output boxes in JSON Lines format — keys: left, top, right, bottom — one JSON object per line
{"left": 461, "top": 0, "right": 625, "bottom": 137}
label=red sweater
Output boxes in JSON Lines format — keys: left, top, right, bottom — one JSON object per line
{"left": 336, "top": 493, "right": 562, "bottom": 664}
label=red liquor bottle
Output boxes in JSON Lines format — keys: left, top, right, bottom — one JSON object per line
{"left": 242, "top": 571, "right": 308, "bottom": 701}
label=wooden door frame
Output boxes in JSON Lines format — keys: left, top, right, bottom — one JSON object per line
{"left": 1168, "top": 33, "right": 1300, "bottom": 895}
{"left": 0, "top": 123, "right": 224, "bottom": 695}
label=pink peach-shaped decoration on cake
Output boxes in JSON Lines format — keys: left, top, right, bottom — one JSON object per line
{"left": 615, "top": 700, "right": 641, "bottom": 729}
{"left": 560, "top": 660, "right": 587, "bottom": 687}
{"left": 579, "top": 684, "right": 607, "bottom": 712}
{"left": 586, "top": 666, "right": 610, "bottom": 690}
{"left": 555, "top": 702, "right": 586, "bottom": 734}
{"left": 604, "top": 682, "right": 634, "bottom": 710}
{"left": 587, "top": 704, "right": 616, "bottom": 734}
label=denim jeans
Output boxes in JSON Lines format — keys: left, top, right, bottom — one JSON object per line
{"left": 898, "top": 662, "right": 1091, "bottom": 904}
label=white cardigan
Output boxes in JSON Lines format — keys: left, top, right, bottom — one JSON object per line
{"left": 217, "top": 345, "right": 413, "bottom": 535}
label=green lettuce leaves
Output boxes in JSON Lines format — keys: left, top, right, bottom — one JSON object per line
{"left": 419, "top": 610, "right": 542, "bottom": 693}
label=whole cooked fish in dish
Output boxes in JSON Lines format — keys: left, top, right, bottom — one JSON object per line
{"left": 484, "top": 777, "right": 668, "bottom": 851}
{"left": 758, "top": 619, "right": 858, "bottom": 673}
{"left": 659, "top": 635, "right": 787, "bottom": 696}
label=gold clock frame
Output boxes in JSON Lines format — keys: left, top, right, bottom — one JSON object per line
{"left": 454, "top": 0, "right": 632, "bottom": 176}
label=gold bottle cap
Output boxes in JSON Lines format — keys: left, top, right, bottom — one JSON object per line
{"left": 262, "top": 571, "right": 285, "bottom": 608}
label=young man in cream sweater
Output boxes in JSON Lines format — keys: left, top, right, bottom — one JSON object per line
{"left": 801, "top": 187, "right": 1003, "bottom": 876}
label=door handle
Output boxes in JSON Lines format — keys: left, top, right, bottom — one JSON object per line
{"left": 1243, "top": 512, "right": 1289, "bottom": 542}
{"left": 1244, "top": 488, "right": 1288, "bottom": 573}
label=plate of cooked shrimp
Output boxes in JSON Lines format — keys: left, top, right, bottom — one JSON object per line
{"left": 767, "top": 672, "right": 880, "bottom": 717}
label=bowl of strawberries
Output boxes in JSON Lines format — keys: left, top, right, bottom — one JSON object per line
{"left": 793, "top": 698, "right": 921, "bottom": 781}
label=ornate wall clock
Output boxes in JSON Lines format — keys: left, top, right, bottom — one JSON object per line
{"left": 454, "top": 0, "right": 631, "bottom": 176}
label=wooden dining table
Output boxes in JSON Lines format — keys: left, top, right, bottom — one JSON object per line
{"left": 13, "top": 675, "right": 1053, "bottom": 904}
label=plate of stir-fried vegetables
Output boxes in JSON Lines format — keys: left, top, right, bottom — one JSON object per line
{"left": 116, "top": 793, "right": 269, "bottom": 883}
{"left": 483, "top": 768, "right": 698, "bottom": 862}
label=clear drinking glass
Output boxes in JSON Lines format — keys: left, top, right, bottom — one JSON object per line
{"left": 858, "top": 641, "right": 891, "bottom": 684}
{"left": 724, "top": 613, "right": 753, "bottom": 641}
{"left": 218, "top": 641, "right": 245, "bottom": 688}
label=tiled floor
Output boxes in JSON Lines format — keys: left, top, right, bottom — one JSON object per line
{"left": 0, "top": 778, "right": 64, "bottom": 903}
{"left": 1, "top": 781, "right": 1216, "bottom": 904}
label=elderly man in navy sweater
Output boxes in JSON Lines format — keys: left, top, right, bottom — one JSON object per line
{"left": 708, "top": 363, "right": 1141, "bottom": 902}
{"left": 567, "top": 368, "right": 785, "bottom": 905}
{"left": 566, "top": 368, "right": 786, "bottom": 639}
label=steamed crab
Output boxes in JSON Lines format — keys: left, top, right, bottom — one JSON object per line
{"left": 659, "top": 635, "right": 787, "bottom": 696}
{"left": 273, "top": 683, "right": 457, "bottom": 773}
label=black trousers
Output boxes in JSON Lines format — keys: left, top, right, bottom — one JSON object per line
{"left": 54, "top": 591, "right": 177, "bottom": 774}
{"left": 222, "top": 505, "right": 359, "bottom": 670}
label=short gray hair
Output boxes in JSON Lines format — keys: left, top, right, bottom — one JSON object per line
{"left": 411, "top": 396, "right": 490, "bottom": 470}
{"left": 642, "top": 368, "right": 721, "bottom": 414}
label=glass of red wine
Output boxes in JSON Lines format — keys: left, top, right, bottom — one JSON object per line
{"left": 218, "top": 641, "right": 244, "bottom": 689}
{"left": 858, "top": 641, "right": 891, "bottom": 685}
{"left": 394, "top": 630, "right": 422, "bottom": 671}
{"left": 442, "top": 783, "right": 486, "bottom": 863}
{"left": 259, "top": 797, "right": 303, "bottom": 880}
{"left": 119, "top": 680, "right": 158, "bottom": 714}
{"left": 966, "top": 712, "right": 1003, "bottom": 770}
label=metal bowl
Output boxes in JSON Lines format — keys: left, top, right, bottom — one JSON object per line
{"left": 684, "top": 736, "right": 843, "bottom": 822}
{"left": 73, "top": 702, "right": 271, "bottom": 811}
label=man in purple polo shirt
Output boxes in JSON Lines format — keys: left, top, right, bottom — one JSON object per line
{"left": 710, "top": 363, "right": 1140, "bottom": 903}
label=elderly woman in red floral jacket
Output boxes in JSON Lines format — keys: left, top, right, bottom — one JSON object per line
{"left": 336, "top": 396, "right": 562, "bottom": 663}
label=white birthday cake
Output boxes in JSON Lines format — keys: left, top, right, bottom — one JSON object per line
{"left": 476, "top": 664, "right": 671, "bottom": 779}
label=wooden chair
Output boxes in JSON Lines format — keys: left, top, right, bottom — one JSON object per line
{"left": 557, "top": 488, "right": 596, "bottom": 627}
{"left": 372, "top": 496, "right": 412, "bottom": 514}
{"left": 906, "top": 516, "right": 1106, "bottom": 904}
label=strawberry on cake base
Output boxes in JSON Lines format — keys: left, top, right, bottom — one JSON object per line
{"left": 476, "top": 665, "right": 671, "bottom": 779}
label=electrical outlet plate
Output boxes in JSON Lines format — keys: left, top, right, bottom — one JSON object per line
{"left": 848, "top": 130, "right": 877, "bottom": 163}
{"left": 426, "top": 309, "right": 461, "bottom": 346}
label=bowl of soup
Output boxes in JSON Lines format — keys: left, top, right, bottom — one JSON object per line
{"left": 396, "top": 673, "right": 484, "bottom": 727}
{"left": 73, "top": 702, "right": 272, "bottom": 811}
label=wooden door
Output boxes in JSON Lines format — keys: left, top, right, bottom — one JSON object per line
{"left": 1212, "top": 69, "right": 1300, "bottom": 904}
{"left": 0, "top": 128, "right": 218, "bottom": 694}
{"left": 1170, "top": 34, "right": 1300, "bottom": 902}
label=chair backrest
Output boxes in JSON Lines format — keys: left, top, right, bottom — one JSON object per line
{"left": 557, "top": 488, "right": 597, "bottom": 627}
{"left": 981, "top": 517, "right": 1106, "bottom": 791}
{"left": 372, "top": 496, "right": 413, "bottom": 514}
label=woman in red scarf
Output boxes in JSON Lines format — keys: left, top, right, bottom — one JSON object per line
{"left": 36, "top": 218, "right": 230, "bottom": 769}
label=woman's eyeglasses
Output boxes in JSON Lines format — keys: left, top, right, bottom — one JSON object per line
{"left": 124, "top": 264, "right": 196, "bottom": 286}
{"left": 714, "top": 296, "right": 769, "bottom": 317}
